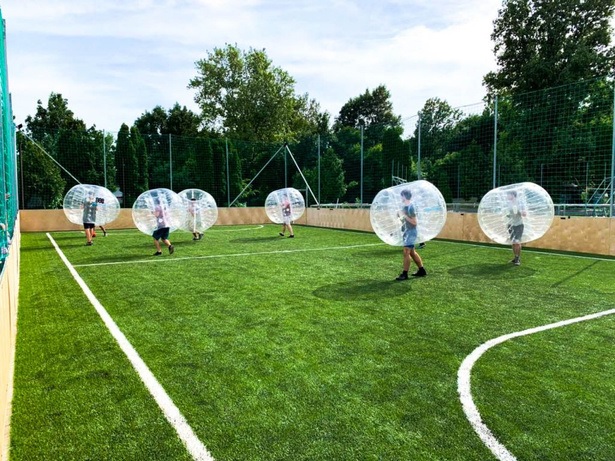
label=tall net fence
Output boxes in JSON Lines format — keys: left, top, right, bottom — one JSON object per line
{"left": 17, "top": 78, "right": 615, "bottom": 217}
{"left": 0, "top": 12, "right": 18, "bottom": 266}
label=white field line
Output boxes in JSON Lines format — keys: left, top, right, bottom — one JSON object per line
{"left": 47, "top": 233, "right": 215, "bottom": 461}
{"left": 458, "top": 308, "right": 615, "bottom": 461}
{"left": 73, "top": 243, "right": 385, "bottom": 268}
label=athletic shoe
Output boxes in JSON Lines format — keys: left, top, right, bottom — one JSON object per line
{"left": 86, "top": 241, "right": 93, "bottom": 246}
{"left": 169, "top": 245, "right": 175, "bottom": 255}
{"left": 103, "top": 229, "right": 107, "bottom": 237}
{"left": 153, "top": 251, "right": 162, "bottom": 256}
{"left": 279, "top": 232, "right": 284, "bottom": 237}
{"left": 418, "top": 242, "right": 426, "bottom": 249}
{"left": 513, "top": 258, "right": 520, "bottom": 266}
{"left": 395, "top": 273, "right": 408, "bottom": 281}
{"left": 199, "top": 233, "right": 203, "bottom": 240}
{"left": 412, "top": 267, "right": 427, "bottom": 277}
{"left": 193, "top": 236, "right": 199, "bottom": 241}
{"left": 288, "top": 235, "right": 294, "bottom": 238}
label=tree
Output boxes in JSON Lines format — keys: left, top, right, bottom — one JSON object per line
{"left": 115, "top": 124, "right": 141, "bottom": 206}
{"left": 189, "top": 44, "right": 324, "bottom": 142}
{"left": 414, "top": 98, "right": 463, "bottom": 162}
{"left": 484, "top": 0, "right": 615, "bottom": 95}
{"left": 17, "top": 132, "right": 66, "bottom": 209}
{"left": 24, "top": 93, "right": 111, "bottom": 201}
{"left": 333, "top": 85, "right": 402, "bottom": 147}
{"left": 135, "top": 103, "right": 202, "bottom": 136}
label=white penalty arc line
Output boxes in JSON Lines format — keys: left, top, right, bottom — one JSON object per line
{"left": 458, "top": 307, "right": 615, "bottom": 461}
{"left": 47, "top": 233, "right": 215, "bottom": 461}
{"left": 73, "top": 243, "right": 385, "bottom": 268}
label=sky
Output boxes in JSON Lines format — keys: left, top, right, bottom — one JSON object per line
{"left": 0, "top": 0, "right": 503, "bottom": 136}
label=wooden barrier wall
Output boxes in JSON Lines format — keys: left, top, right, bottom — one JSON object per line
{"left": 0, "top": 218, "right": 19, "bottom": 461}
{"left": 17, "top": 208, "right": 615, "bottom": 256}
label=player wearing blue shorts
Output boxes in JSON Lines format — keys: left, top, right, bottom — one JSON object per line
{"left": 396, "top": 189, "right": 427, "bottom": 280}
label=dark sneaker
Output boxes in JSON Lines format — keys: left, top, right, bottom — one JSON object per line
{"left": 513, "top": 258, "right": 520, "bottom": 266}
{"left": 279, "top": 232, "right": 284, "bottom": 237}
{"left": 418, "top": 242, "right": 426, "bottom": 249}
{"left": 288, "top": 235, "right": 294, "bottom": 238}
{"left": 168, "top": 245, "right": 175, "bottom": 255}
{"left": 102, "top": 229, "right": 107, "bottom": 237}
{"left": 153, "top": 251, "right": 162, "bottom": 256}
{"left": 412, "top": 267, "right": 427, "bottom": 277}
{"left": 86, "top": 241, "right": 93, "bottom": 246}
{"left": 395, "top": 273, "right": 408, "bottom": 281}
{"left": 193, "top": 236, "right": 199, "bottom": 241}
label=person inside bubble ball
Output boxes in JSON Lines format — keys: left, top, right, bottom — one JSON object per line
{"left": 506, "top": 190, "right": 526, "bottom": 266}
{"left": 82, "top": 191, "right": 98, "bottom": 246}
{"left": 396, "top": 188, "right": 426, "bottom": 280}
{"left": 152, "top": 203, "right": 175, "bottom": 256}
{"left": 278, "top": 194, "right": 295, "bottom": 238}
{"left": 189, "top": 197, "right": 203, "bottom": 241}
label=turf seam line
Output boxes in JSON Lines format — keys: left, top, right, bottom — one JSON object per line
{"left": 47, "top": 233, "right": 215, "bottom": 461}
{"left": 72, "top": 243, "right": 385, "bottom": 267}
{"left": 457, "top": 307, "right": 615, "bottom": 461}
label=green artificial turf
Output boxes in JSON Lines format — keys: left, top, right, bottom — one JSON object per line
{"left": 10, "top": 224, "right": 615, "bottom": 460}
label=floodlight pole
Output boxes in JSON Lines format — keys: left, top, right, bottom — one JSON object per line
{"left": 317, "top": 134, "right": 321, "bottom": 204}
{"left": 169, "top": 134, "right": 173, "bottom": 190}
{"left": 610, "top": 85, "right": 615, "bottom": 217}
{"left": 225, "top": 138, "right": 230, "bottom": 206}
{"left": 229, "top": 144, "right": 285, "bottom": 207}
{"left": 360, "top": 123, "right": 364, "bottom": 205}
{"left": 103, "top": 130, "right": 107, "bottom": 188}
{"left": 493, "top": 96, "right": 498, "bottom": 189}
{"left": 417, "top": 115, "right": 422, "bottom": 179}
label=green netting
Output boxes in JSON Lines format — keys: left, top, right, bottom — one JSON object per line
{"left": 15, "top": 77, "right": 615, "bottom": 218}
{"left": 0, "top": 10, "right": 18, "bottom": 265}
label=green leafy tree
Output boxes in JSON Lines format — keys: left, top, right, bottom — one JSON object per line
{"left": 484, "top": 0, "right": 615, "bottom": 95}
{"left": 115, "top": 124, "right": 140, "bottom": 206}
{"left": 135, "top": 103, "right": 202, "bottom": 136}
{"left": 17, "top": 132, "right": 66, "bottom": 209}
{"left": 333, "top": 85, "right": 402, "bottom": 147}
{"left": 189, "top": 44, "right": 323, "bottom": 142}
{"left": 23, "top": 93, "right": 111, "bottom": 204}
{"left": 412, "top": 98, "right": 463, "bottom": 181}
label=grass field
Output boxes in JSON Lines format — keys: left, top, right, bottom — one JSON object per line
{"left": 9, "top": 224, "right": 615, "bottom": 460}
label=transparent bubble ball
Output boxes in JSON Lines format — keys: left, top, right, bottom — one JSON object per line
{"left": 478, "top": 182, "right": 554, "bottom": 245}
{"left": 265, "top": 187, "right": 305, "bottom": 224}
{"left": 63, "top": 184, "right": 120, "bottom": 226}
{"left": 132, "top": 188, "right": 187, "bottom": 236}
{"left": 178, "top": 188, "right": 218, "bottom": 233}
{"left": 370, "top": 180, "right": 447, "bottom": 246}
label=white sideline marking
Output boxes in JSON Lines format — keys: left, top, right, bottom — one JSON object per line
{"left": 47, "top": 233, "right": 215, "bottom": 461}
{"left": 73, "top": 243, "right": 384, "bottom": 268}
{"left": 458, "top": 308, "right": 615, "bottom": 461}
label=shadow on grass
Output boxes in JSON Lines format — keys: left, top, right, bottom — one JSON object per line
{"left": 313, "top": 278, "right": 412, "bottom": 301}
{"left": 448, "top": 263, "right": 536, "bottom": 279}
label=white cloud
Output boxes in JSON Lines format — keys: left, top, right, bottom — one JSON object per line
{"left": 1, "top": 0, "right": 501, "bottom": 134}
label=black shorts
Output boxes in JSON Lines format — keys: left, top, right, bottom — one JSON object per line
{"left": 507, "top": 224, "right": 524, "bottom": 243}
{"left": 83, "top": 222, "right": 95, "bottom": 229}
{"left": 153, "top": 227, "right": 170, "bottom": 240}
